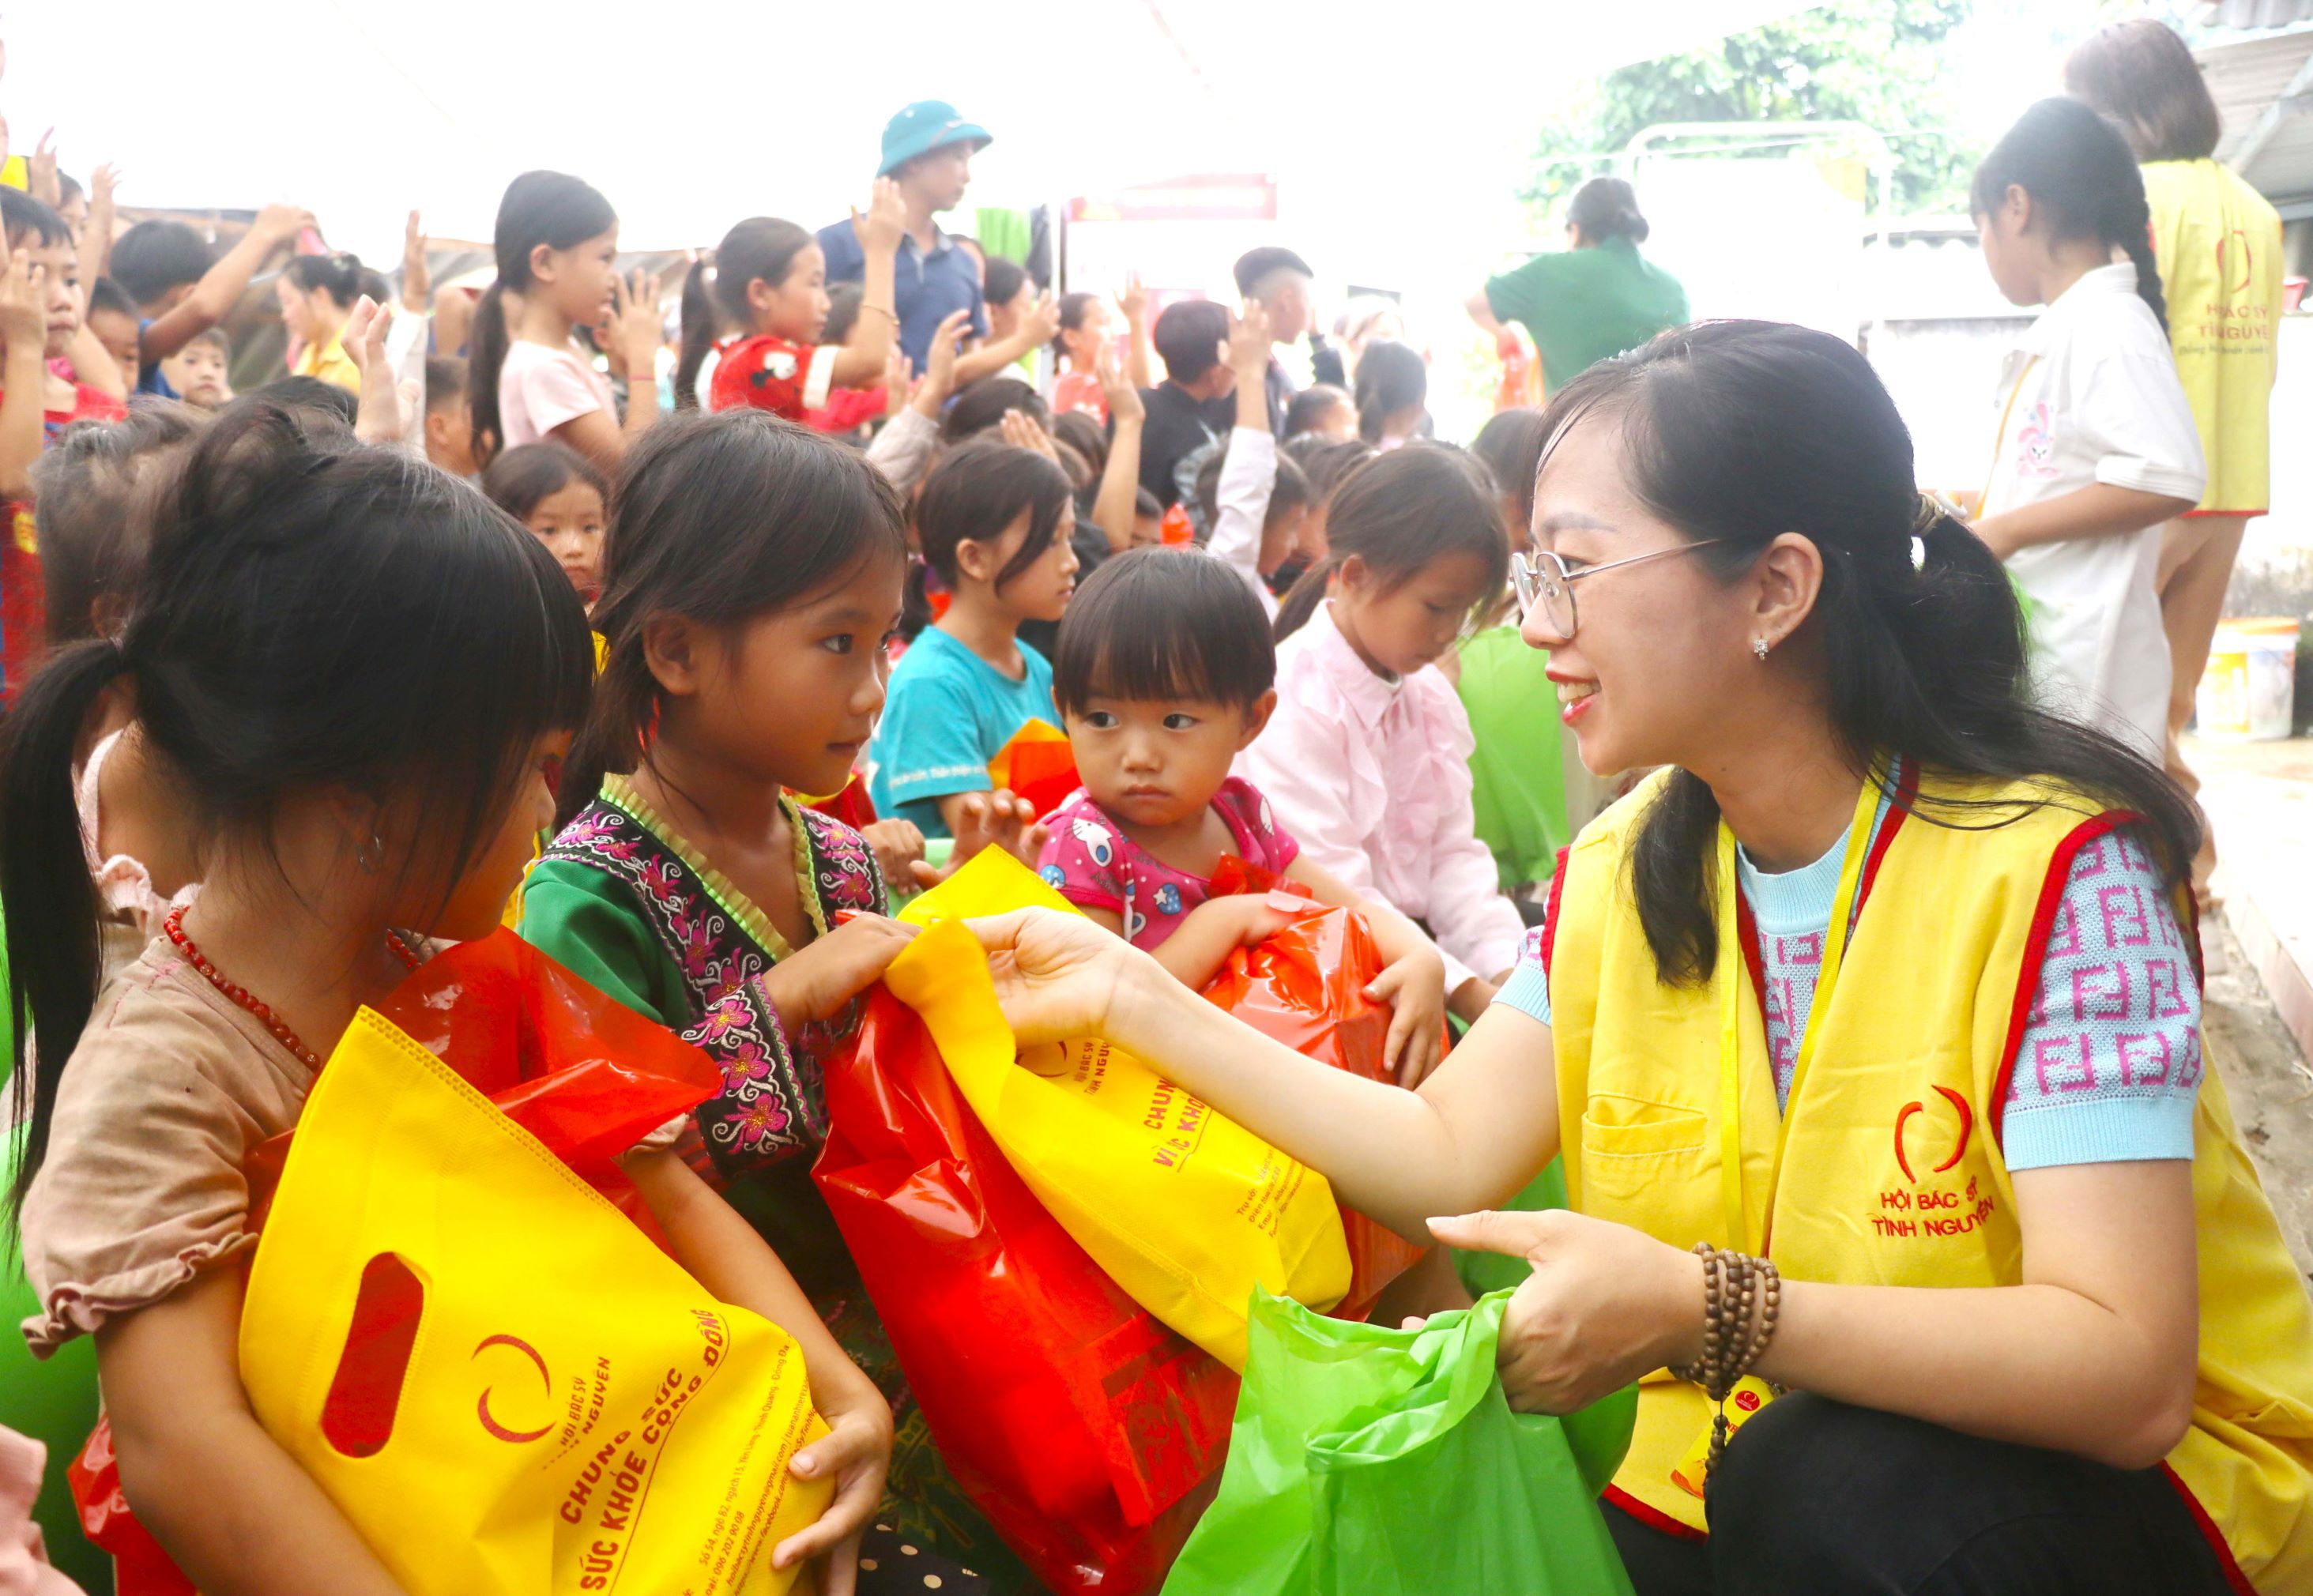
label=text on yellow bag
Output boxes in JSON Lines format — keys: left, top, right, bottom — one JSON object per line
{"left": 239, "top": 1007, "right": 831, "bottom": 1594}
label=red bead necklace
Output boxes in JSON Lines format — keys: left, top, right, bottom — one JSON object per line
{"left": 163, "top": 905, "right": 425, "bottom": 1070}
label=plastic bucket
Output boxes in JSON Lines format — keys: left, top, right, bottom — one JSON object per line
{"left": 2197, "top": 617, "right": 2300, "bottom": 740}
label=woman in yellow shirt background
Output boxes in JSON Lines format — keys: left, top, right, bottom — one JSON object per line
{"left": 2066, "top": 19, "right": 2285, "bottom": 894}
{"left": 276, "top": 250, "right": 364, "bottom": 393}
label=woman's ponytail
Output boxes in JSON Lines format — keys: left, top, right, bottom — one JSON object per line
{"left": 673, "top": 252, "right": 718, "bottom": 413}
{"left": 1272, "top": 553, "right": 1343, "bottom": 642}
{"left": 467, "top": 280, "right": 511, "bottom": 466}
{"left": 2, "top": 639, "right": 135, "bottom": 1234}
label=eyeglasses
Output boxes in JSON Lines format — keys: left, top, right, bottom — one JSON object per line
{"left": 1512, "top": 540, "right": 1726, "bottom": 639}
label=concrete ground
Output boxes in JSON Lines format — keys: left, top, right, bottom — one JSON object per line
{"left": 2191, "top": 733, "right": 2313, "bottom": 1278}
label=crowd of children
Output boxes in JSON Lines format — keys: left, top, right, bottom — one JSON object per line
{"left": 0, "top": 34, "right": 2298, "bottom": 1594}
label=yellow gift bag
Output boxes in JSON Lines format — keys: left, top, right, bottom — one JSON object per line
{"left": 893, "top": 847, "right": 1351, "bottom": 1371}
{"left": 239, "top": 1007, "right": 832, "bottom": 1594}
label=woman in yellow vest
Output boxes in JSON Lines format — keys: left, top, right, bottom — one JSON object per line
{"left": 965, "top": 322, "right": 2313, "bottom": 1594}
{"left": 2066, "top": 20, "right": 2285, "bottom": 892}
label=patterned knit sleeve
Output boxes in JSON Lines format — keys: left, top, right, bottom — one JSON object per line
{"left": 675, "top": 975, "right": 809, "bottom": 1181}
{"left": 2000, "top": 824, "right": 2202, "bottom": 1171}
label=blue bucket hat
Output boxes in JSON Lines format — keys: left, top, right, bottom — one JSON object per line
{"left": 878, "top": 100, "right": 994, "bottom": 177}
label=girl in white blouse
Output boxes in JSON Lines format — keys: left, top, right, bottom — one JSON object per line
{"left": 1968, "top": 98, "right": 2206, "bottom": 757}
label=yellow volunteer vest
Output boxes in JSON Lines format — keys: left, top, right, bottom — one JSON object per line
{"left": 2144, "top": 159, "right": 2284, "bottom": 516}
{"left": 1549, "top": 769, "right": 2313, "bottom": 1588}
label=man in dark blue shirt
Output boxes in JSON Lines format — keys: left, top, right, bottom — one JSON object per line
{"left": 819, "top": 100, "right": 996, "bottom": 376}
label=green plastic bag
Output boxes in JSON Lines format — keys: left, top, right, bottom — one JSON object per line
{"left": 1162, "top": 1288, "right": 1636, "bottom": 1596}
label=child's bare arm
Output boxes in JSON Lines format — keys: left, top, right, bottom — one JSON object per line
{"left": 1089, "top": 345, "right": 1145, "bottom": 553}
{"left": 141, "top": 203, "right": 311, "bottom": 363}
{"left": 0, "top": 250, "right": 51, "bottom": 499}
{"left": 619, "top": 1150, "right": 891, "bottom": 1579}
{"left": 99, "top": 1270, "right": 406, "bottom": 1596}
{"left": 828, "top": 181, "right": 903, "bottom": 388}
{"left": 77, "top": 162, "right": 120, "bottom": 294}
{"left": 1087, "top": 894, "right": 1298, "bottom": 992}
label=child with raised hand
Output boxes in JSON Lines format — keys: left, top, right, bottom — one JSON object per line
{"left": 1202, "top": 304, "right": 1313, "bottom": 619}
{"left": 1039, "top": 548, "right": 1451, "bottom": 1078}
{"left": 466, "top": 170, "right": 662, "bottom": 476}
{"left": 7, "top": 404, "right": 893, "bottom": 1594}
{"left": 675, "top": 183, "right": 906, "bottom": 422}
{"left": 517, "top": 409, "right": 1011, "bottom": 1588}
{"left": 1245, "top": 444, "right": 1522, "bottom": 1024}
{"left": 108, "top": 204, "right": 314, "bottom": 399}
{"left": 862, "top": 305, "right": 972, "bottom": 495}
{"left": 1968, "top": 98, "right": 2206, "bottom": 757}
{"left": 867, "top": 439, "right": 1078, "bottom": 847}
{"left": 1, "top": 190, "right": 126, "bottom": 698}
{"left": 481, "top": 441, "right": 610, "bottom": 604}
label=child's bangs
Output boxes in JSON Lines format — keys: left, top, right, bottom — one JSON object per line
{"left": 1068, "top": 608, "right": 1226, "bottom": 713}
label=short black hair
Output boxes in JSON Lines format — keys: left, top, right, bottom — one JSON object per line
{"left": 1053, "top": 409, "right": 1107, "bottom": 475}
{"left": 1135, "top": 487, "right": 1162, "bottom": 520}
{"left": 983, "top": 256, "right": 1028, "bottom": 307}
{"left": 1234, "top": 247, "right": 1313, "bottom": 299}
{"left": 0, "top": 190, "right": 67, "bottom": 254}
{"left": 1054, "top": 547, "right": 1275, "bottom": 716}
{"left": 86, "top": 277, "right": 139, "bottom": 323}
{"left": 2066, "top": 19, "right": 2221, "bottom": 164}
{"left": 425, "top": 355, "right": 469, "bottom": 416}
{"left": 481, "top": 441, "right": 608, "bottom": 524}
{"left": 1283, "top": 384, "right": 1351, "bottom": 439}
{"left": 941, "top": 375, "right": 1049, "bottom": 443}
{"left": 1192, "top": 439, "right": 1312, "bottom": 530}
{"left": 1153, "top": 299, "right": 1229, "bottom": 384}
{"left": 109, "top": 220, "right": 214, "bottom": 304}
{"left": 260, "top": 375, "right": 359, "bottom": 427}
{"left": 915, "top": 439, "right": 1074, "bottom": 589}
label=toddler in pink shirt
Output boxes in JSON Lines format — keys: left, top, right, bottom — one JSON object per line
{"left": 1036, "top": 547, "right": 1454, "bottom": 1082}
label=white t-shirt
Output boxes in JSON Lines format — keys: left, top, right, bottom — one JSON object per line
{"left": 1205, "top": 425, "right": 1282, "bottom": 619}
{"left": 498, "top": 339, "right": 616, "bottom": 451}
{"left": 1981, "top": 262, "right": 2206, "bottom": 756}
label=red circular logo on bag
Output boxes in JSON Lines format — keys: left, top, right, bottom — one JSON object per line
{"left": 473, "top": 1334, "right": 554, "bottom": 1444}
{"left": 1735, "top": 1389, "right": 1761, "bottom": 1413}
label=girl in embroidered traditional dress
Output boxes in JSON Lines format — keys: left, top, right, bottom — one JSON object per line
{"left": 6, "top": 405, "right": 893, "bottom": 1594}
{"left": 519, "top": 408, "right": 1017, "bottom": 1590}
{"left": 962, "top": 323, "right": 2313, "bottom": 1595}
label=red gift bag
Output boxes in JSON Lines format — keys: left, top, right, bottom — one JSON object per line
{"left": 813, "top": 985, "right": 1239, "bottom": 1596}
{"left": 1199, "top": 899, "right": 1426, "bottom": 1319}
{"left": 76, "top": 930, "right": 725, "bottom": 1595}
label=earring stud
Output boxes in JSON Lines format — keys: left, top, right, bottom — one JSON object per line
{"left": 1753, "top": 638, "right": 1771, "bottom": 661}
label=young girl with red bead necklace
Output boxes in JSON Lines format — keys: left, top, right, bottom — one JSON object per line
{"left": 2, "top": 404, "right": 893, "bottom": 1594}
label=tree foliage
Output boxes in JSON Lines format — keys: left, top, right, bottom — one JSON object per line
{"left": 1524, "top": 0, "right": 1980, "bottom": 218}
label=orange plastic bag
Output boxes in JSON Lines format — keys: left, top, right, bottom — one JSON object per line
{"left": 985, "top": 718, "right": 1080, "bottom": 821}
{"left": 814, "top": 984, "right": 1237, "bottom": 1596}
{"left": 1198, "top": 897, "right": 1426, "bottom": 1319}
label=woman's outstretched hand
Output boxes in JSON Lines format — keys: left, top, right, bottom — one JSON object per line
{"left": 965, "top": 907, "right": 1164, "bottom": 1048}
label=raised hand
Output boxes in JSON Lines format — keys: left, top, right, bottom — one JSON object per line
{"left": 401, "top": 209, "right": 430, "bottom": 312}
{"left": 1094, "top": 341, "right": 1143, "bottom": 426}
{"left": 26, "top": 126, "right": 57, "bottom": 207}
{"left": 0, "top": 249, "right": 47, "bottom": 351}
{"left": 855, "top": 176, "right": 907, "bottom": 255}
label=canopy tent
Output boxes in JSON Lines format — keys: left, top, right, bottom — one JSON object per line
{"left": 7, "top": 0, "right": 1821, "bottom": 271}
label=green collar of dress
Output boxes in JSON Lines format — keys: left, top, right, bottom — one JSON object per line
{"left": 597, "top": 774, "right": 830, "bottom": 962}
